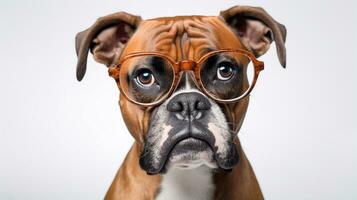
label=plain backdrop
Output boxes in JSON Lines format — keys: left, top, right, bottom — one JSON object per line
{"left": 0, "top": 0, "right": 356, "bottom": 199}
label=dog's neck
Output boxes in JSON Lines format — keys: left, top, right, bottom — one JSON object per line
{"left": 156, "top": 165, "right": 215, "bottom": 200}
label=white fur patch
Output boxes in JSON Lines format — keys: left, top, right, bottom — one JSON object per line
{"left": 159, "top": 124, "right": 173, "bottom": 146}
{"left": 168, "top": 148, "right": 217, "bottom": 169}
{"left": 208, "top": 122, "right": 228, "bottom": 155}
{"left": 156, "top": 166, "right": 215, "bottom": 200}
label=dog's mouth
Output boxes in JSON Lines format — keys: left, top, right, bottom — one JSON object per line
{"left": 165, "top": 137, "right": 216, "bottom": 169}
{"left": 139, "top": 124, "right": 239, "bottom": 175}
{"left": 170, "top": 137, "right": 210, "bottom": 154}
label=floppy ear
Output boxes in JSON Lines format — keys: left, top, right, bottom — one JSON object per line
{"left": 75, "top": 12, "right": 142, "bottom": 81}
{"left": 220, "top": 6, "right": 287, "bottom": 67}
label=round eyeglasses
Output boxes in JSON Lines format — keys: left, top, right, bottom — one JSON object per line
{"left": 109, "top": 49, "right": 264, "bottom": 106}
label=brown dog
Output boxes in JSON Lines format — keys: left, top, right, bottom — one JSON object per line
{"left": 75, "top": 5, "right": 286, "bottom": 200}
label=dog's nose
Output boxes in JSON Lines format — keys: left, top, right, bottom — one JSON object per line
{"left": 167, "top": 92, "right": 211, "bottom": 120}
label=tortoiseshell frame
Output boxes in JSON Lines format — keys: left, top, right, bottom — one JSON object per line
{"left": 109, "top": 49, "right": 264, "bottom": 107}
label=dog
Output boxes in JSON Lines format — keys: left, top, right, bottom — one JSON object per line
{"left": 75, "top": 5, "right": 286, "bottom": 200}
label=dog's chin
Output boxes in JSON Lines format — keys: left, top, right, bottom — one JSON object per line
{"left": 164, "top": 138, "right": 217, "bottom": 171}
{"left": 140, "top": 128, "right": 240, "bottom": 175}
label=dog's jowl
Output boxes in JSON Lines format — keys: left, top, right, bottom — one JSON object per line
{"left": 75, "top": 5, "right": 286, "bottom": 200}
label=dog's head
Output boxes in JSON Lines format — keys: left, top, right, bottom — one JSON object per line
{"left": 75, "top": 6, "right": 286, "bottom": 174}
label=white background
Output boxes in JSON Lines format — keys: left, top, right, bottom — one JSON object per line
{"left": 0, "top": 0, "right": 356, "bottom": 199}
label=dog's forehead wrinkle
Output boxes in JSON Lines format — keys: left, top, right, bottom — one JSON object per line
{"left": 137, "top": 17, "right": 219, "bottom": 60}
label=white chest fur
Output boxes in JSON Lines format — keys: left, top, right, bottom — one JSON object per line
{"left": 156, "top": 166, "right": 215, "bottom": 200}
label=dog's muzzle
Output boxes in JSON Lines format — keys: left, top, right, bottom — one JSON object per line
{"left": 139, "top": 91, "right": 239, "bottom": 174}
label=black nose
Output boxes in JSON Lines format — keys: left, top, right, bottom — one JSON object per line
{"left": 167, "top": 92, "right": 211, "bottom": 120}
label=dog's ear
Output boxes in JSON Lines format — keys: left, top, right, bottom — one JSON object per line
{"left": 75, "top": 12, "right": 142, "bottom": 81}
{"left": 220, "top": 6, "right": 287, "bottom": 67}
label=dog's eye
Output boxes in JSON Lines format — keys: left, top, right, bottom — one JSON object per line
{"left": 217, "top": 62, "right": 234, "bottom": 80}
{"left": 136, "top": 69, "right": 155, "bottom": 86}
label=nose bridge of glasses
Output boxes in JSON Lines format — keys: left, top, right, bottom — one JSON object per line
{"left": 178, "top": 60, "right": 196, "bottom": 71}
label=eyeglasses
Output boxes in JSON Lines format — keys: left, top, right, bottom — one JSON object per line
{"left": 109, "top": 49, "right": 264, "bottom": 106}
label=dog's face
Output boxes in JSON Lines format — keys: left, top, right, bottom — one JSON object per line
{"left": 124, "top": 17, "right": 250, "bottom": 173}
{"left": 75, "top": 6, "right": 286, "bottom": 174}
